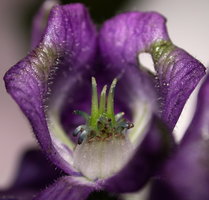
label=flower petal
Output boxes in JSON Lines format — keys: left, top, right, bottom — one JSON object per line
{"left": 149, "top": 140, "right": 209, "bottom": 200}
{"left": 33, "top": 176, "right": 99, "bottom": 200}
{"left": 99, "top": 12, "right": 169, "bottom": 69}
{"left": 99, "top": 11, "right": 206, "bottom": 130}
{"left": 0, "top": 149, "right": 64, "bottom": 200}
{"left": 181, "top": 74, "right": 209, "bottom": 145}
{"left": 4, "top": 3, "right": 97, "bottom": 175}
{"left": 102, "top": 115, "right": 173, "bottom": 193}
{"left": 149, "top": 74, "right": 209, "bottom": 200}
{"left": 31, "top": 0, "right": 59, "bottom": 48}
{"left": 12, "top": 149, "right": 64, "bottom": 189}
{"left": 152, "top": 45, "right": 206, "bottom": 130}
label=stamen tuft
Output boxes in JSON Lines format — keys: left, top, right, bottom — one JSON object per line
{"left": 73, "top": 77, "right": 134, "bottom": 144}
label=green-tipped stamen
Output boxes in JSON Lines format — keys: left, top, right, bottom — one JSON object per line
{"left": 73, "top": 77, "right": 134, "bottom": 144}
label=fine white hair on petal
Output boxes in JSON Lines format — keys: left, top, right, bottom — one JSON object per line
{"left": 73, "top": 137, "right": 133, "bottom": 180}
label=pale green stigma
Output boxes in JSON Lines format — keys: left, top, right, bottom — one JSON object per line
{"left": 73, "top": 77, "right": 134, "bottom": 144}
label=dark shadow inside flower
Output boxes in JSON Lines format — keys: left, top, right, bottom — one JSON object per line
{"left": 86, "top": 190, "right": 118, "bottom": 200}
{"left": 61, "top": 0, "right": 132, "bottom": 24}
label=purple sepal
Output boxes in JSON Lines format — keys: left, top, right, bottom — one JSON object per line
{"left": 12, "top": 149, "right": 64, "bottom": 189}
{"left": 99, "top": 11, "right": 169, "bottom": 70}
{"left": 0, "top": 149, "right": 64, "bottom": 200}
{"left": 149, "top": 73, "right": 209, "bottom": 200}
{"left": 154, "top": 46, "right": 206, "bottom": 130}
{"left": 33, "top": 176, "right": 99, "bottom": 200}
{"left": 149, "top": 140, "right": 209, "bottom": 200}
{"left": 4, "top": 3, "right": 97, "bottom": 175}
{"left": 99, "top": 11, "right": 206, "bottom": 131}
{"left": 181, "top": 74, "right": 209, "bottom": 145}
{"left": 31, "top": 0, "right": 59, "bottom": 49}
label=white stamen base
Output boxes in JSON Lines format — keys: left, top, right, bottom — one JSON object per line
{"left": 73, "top": 137, "right": 132, "bottom": 180}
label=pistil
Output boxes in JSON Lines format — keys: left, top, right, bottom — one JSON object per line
{"left": 72, "top": 77, "right": 134, "bottom": 144}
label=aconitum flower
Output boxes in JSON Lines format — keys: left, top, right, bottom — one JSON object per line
{"left": 3, "top": 1, "right": 206, "bottom": 200}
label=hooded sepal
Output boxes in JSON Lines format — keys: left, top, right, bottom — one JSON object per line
{"left": 99, "top": 11, "right": 206, "bottom": 131}
{"left": 4, "top": 3, "right": 97, "bottom": 175}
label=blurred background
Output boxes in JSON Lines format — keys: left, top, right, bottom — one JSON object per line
{"left": 1, "top": 0, "right": 209, "bottom": 189}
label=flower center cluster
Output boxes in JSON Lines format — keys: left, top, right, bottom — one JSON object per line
{"left": 72, "top": 78, "right": 134, "bottom": 180}
{"left": 72, "top": 77, "right": 134, "bottom": 144}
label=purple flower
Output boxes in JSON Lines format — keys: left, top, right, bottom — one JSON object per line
{"left": 2, "top": 1, "right": 206, "bottom": 200}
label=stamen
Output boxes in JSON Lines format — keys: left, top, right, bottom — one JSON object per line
{"left": 78, "top": 129, "right": 89, "bottom": 144}
{"left": 72, "top": 77, "right": 134, "bottom": 145}
{"left": 73, "top": 125, "right": 86, "bottom": 137}
{"left": 115, "top": 112, "right": 125, "bottom": 121}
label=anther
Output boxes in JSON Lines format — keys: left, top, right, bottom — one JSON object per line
{"left": 115, "top": 112, "right": 125, "bottom": 121}
{"left": 128, "top": 123, "right": 134, "bottom": 129}
{"left": 73, "top": 125, "right": 86, "bottom": 137}
{"left": 78, "top": 130, "right": 89, "bottom": 144}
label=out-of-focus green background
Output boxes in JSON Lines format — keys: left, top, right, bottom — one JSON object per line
{"left": 1, "top": 0, "right": 209, "bottom": 189}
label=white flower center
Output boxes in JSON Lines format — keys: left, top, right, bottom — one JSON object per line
{"left": 73, "top": 136, "right": 132, "bottom": 180}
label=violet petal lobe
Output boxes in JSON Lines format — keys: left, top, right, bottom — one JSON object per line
{"left": 99, "top": 11, "right": 206, "bottom": 130}
{"left": 11, "top": 149, "right": 64, "bottom": 190}
{"left": 4, "top": 3, "right": 97, "bottom": 175}
{"left": 0, "top": 149, "right": 64, "bottom": 200}
{"left": 151, "top": 44, "right": 206, "bottom": 130}
{"left": 149, "top": 73, "right": 209, "bottom": 200}
{"left": 31, "top": 0, "right": 59, "bottom": 49}
{"left": 33, "top": 176, "right": 99, "bottom": 200}
{"left": 181, "top": 74, "right": 209, "bottom": 145}
{"left": 149, "top": 140, "right": 209, "bottom": 200}
{"left": 99, "top": 12, "right": 169, "bottom": 69}
{"left": 102, "top": 115, "right": 173, "bottom": 193}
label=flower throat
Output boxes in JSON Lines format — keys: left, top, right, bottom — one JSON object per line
{"left": 72, "top": 77, "right": 134, "bottom": 144}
